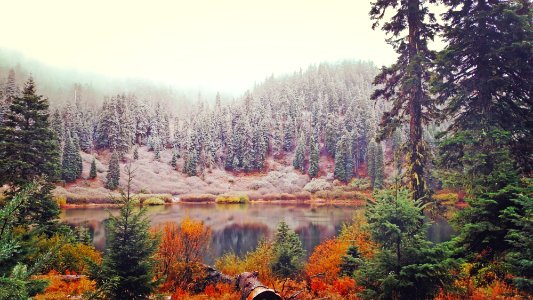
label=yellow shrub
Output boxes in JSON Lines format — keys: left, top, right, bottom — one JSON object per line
{"left": 143, "top": 197, "right": 165, "bottom": 206}
{"left": 215, "top": 194, "right": 249, "bottom": 204}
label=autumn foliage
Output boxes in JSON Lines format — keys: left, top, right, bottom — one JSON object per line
{"left": 153, "top": 218, "right": 212, "bottom": 292}
{"left": 305, "top": 238, "right": 361, "bottom": 299}
{"left": 33, "top": 270, "right": 96, "bottom": 299}
{"left": 306, "top": 239, "right": 349, "bottom": 284}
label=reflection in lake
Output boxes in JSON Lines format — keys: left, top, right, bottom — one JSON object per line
{"left": 60, "top": 203, "right": 453, "bottom": 264}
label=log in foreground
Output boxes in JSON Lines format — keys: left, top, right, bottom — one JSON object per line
{"left": 202, "top": 265, "right": 281, "bottom": 300}
{"left": 236, "top": 271, "right": 281, "bottom": 300}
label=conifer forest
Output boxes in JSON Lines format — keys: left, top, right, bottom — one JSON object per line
{"left": 0, "top": 1, "right": 531, "bottom": 299}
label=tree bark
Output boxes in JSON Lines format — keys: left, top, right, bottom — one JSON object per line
{"left": 236, "top": 271, "right": 281, "bottom": 300}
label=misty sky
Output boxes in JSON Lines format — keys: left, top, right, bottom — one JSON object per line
{"left": 1, "top": 0, "right": 397, "bottom": 93}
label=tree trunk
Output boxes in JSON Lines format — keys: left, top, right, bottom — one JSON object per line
{"left": 199, "top": 266, "right": 281, "bottom": 300}
{"left": 407, "top": 0, "right": 426, "bottom": 201}
{"left": 236, "top": 271, "right": 282, "bottom": 300}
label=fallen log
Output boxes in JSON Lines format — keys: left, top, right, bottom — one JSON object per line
{"left": 198, "top": 265, "right": 281, "bottom": 299}
{"left": 236, "top": 271, "right": 281, "bottom": 300}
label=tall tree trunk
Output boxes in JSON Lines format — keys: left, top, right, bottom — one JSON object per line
{"left": 407, "top": 0, "right": 426, "bottom": 200}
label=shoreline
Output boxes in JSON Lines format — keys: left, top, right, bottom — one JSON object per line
{"left": 60, "top": 198, "right": 368, "bottom": 209}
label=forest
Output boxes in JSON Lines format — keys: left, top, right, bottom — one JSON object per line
{"left": 0, "top": 0, "right": 531, "bottom": 299}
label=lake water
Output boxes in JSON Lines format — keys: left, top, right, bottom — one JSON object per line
{"left": 60, "top": 203, "right": 453, "bottom": 264}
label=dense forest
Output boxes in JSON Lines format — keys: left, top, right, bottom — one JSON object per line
{"left": 0, "top": 0, "right": 532, "bottom": 299}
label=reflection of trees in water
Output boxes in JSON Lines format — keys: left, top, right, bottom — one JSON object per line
{"left": 208, "top": 223, "right": 270, "bottom": 263}
{"left": 295, "top": 223, "right": 329, "bottom": 257}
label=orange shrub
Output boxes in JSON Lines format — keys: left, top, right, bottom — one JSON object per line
{"left": 332, "top": 276, "right": 358, "bottom": 296}
{"left": 33, "top": 270, "right": 96, "bottom": 299}
{"left": 338, "top": 210, "right": 376, "bottom": 258}
{"left": 305, "top": 239, "right": 349, "bottom": 284}
{"left": 153, "top": 218, "right": 212, "bottom": 292}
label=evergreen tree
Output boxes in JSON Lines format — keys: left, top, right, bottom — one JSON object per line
{"left": 90, "top": 164, "right": 159, "bottom": 299}
{"left": 283, "top": 117, "right": 295, "bottom": 152}
{"left": 334, "top": 133, "right": 352, "bottom": 182}
{"left": 183, "top": 151, "right": 198, "bottom": 176}
{"left": 334, "top": 138, "right": 347, "bottom": 182}
{"left": 324, "top": 114, "right": 338, "bottom": 156}
{"left": 367, "top": 141, "right": 377, "bottom": 188}
{"left": 61, "top": 134, "right": 79, "bottom": 183}
{"left": 292, "top": 133, "right": 306, "bottom": 172}
{"left": 503, "top": 179, "right": 533, "bottom": 293}
{"left": 308, "top": 140, "right": 320, "bottom": 178}
{"left": 2, "top": 69, "right": 18, "bottom": 104}
{"left": 154, "top": 145, "right": 160, "bottom": 161}
{"left": 133, "top": 147, "right": 139, "bottom": 160}
{"left": 71, "top": 132, "right": 83, "bottom": 178}
{"left": 0, "top": 183, "right": 57, "bottom": 299}
{"left": 0, "top": 77, "right": 60, "bottom": 186}
{"left": 356, "top": 189, "right": 455, "bottom": 299}
{"left": 0, "top": 77, "right": 60, "bottom": 226}
{"left": 340, "top": 246, "right": 362, "bottom": 277}
{"left": 433, "top": 0, "right": 533, "bottom": 172}
{"left": 271, "top": 221, "right": 305, "bottom": 278}
{"left": 374, "top": 142, "right": 384, "bottom": 189}
{"left": 50, "top": 108, "right": 64, "bottom": 143}
{"left": 90, "top": 158, "right": 97, "bottom": 179}
{"left": 105, "top": 151, "right": 120, "bottom": 190}
{"left": 449, "top": 130, "right": 532, "bottom": 292}
{"left": 170, "top": 152, "right": 177, "bottom": 168}
{"left": 370, "top": 0, "right": 437, "bottom": 200}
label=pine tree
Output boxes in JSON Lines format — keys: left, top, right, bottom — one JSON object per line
{"left": 90, "top": 164, "right": 159, "bottom": 299}
{"left": 324, "top": 114, "right": 338, "bottom": 156}
{"left": 283, "top": 117, "right": 295, "bottom": 152}
{"left": 433, "top": 0, "right": 533, "bottom": 172}
{"left": 90, "top": 158, "right": 97, "bottom": 179}
{"left": 133, "top": 147, "right": 139, "bottom": 160}
{"left": 0, "top": 77, "right": 60, "bottom": 186}
{"left": 71, "top": 132, "right": 83, "bottom": 178}
{"left": 308, "top": 140, "right": 320, "bottom": 178}
{"left": 61, "top": 134, "right": 78, "bottom": 183}
{"left": 183, "top": 151, "right": 198, "bottom": 176}
{"left": 370, "top": 0, "right": 437, "bottom": 200}
{"left": 334, "top": 134, "right": 352, "bottom": 183}
{"left": 105, "top": 151, "right": 120, "bottom": 190}
{"left": 334, "top": 138, "right": 347, "bottom": 182}
{"left": 367, "top": 141, "right": 377, "bottom": 188}
{"left": 170, "top": 152, "right": 177, "bottom": 168}
{"left": 50, "top": 108, "right": 64, "bottom": 143}
{"left": 0, "top": 77, "right": 60, "bottom": 226}
{"left": 374, "top": 142, "right": 384, "bottom": 189}
{"left": 356, "top": 189, "right": 455, "bottom": 299}
{"left": 271, "top": 221, "right": 305, "bottom": 278}
{"left": 154, "top": 145, "right": 160, "bottom": 161}
{"left": 3, "top": 69, "right": 18, "bottom": 104}
{"left": 292, "top": 133, "right": 306, "bottom": 172}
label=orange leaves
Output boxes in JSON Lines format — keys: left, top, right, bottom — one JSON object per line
{"left": 305, "top": 238, "right": 361, "bottom": 299}
{"left": 306, "top": 238, "right": 349, "bottom": 284}
{"left": 332, "top": 276, "right": 359, "bottom": 296}
{"left": 33, "top": 270, "right": 96, "bottom": 299}
{"left": 338, "top": 210, "right": 377, "bottom": 258}
{"left": 153, "top": 218, "right": 212, "bottom": 292}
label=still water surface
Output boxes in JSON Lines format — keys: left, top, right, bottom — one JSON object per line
{"left": 60, "top": 203, "right": 452, "bottom": 264}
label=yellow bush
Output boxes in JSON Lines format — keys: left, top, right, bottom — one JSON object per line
{"left": 54, "top": 195, "right": 67, "bottom": 207}
{"left": 143, "top": 197, "right": 165, "bottom": 206}
{"left": 215, "top": 194, "right": 249, "bottom": 204}
{"left": 215, "top": 241, "right": 275, "bottom": 286}
{"left": 433, "top": 192, "right": 459, "bottom": 205}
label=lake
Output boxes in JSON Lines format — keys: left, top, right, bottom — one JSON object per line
{"left": 60, "top": 203, "right": 453, "bottom": 264}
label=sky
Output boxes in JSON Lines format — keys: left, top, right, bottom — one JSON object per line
{"left": 1, "top": 0, "right": 397, "bottom": 94}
